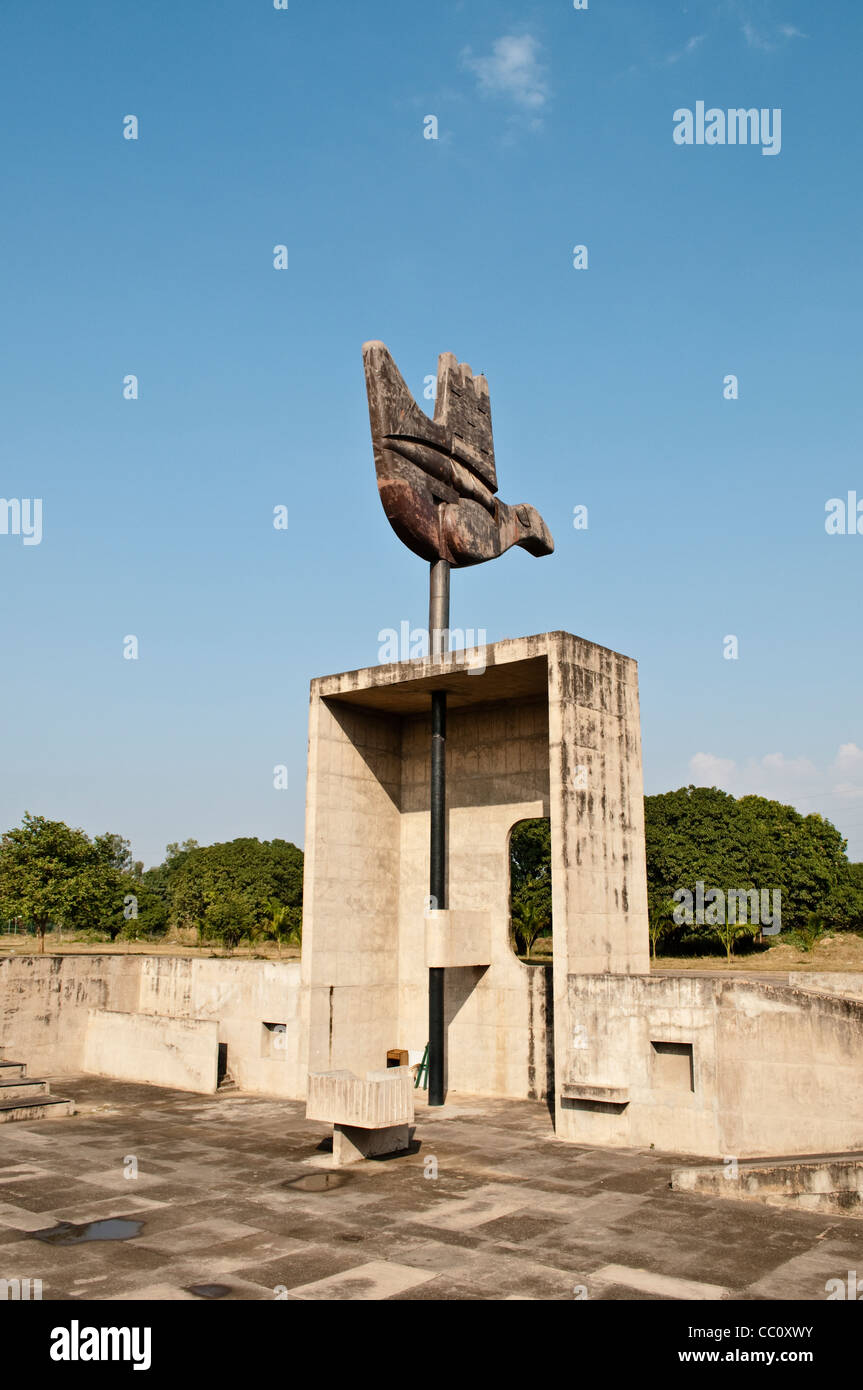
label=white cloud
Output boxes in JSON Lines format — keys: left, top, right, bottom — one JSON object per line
{"left": 685, "top": 744, "right": 863, "bottom": 855}
{"left": 742, "top": 20, "right": 773, "bottom": 50}
{"left": 462, "top": 35, "right": 549, "bottom": 112}
{"left": 688, "top": 750, "right": 819, "bottom": 801}
{"left": 666, "top": 34, "right": 706, "bottom": 65}
{"left": 831, "top": 743, "right": 863, "bottom": 800}
{"left": 833, "top": 742, "right": 863, "bottom": 776}
{"left": 689, "top": 752, "right": 736, "bottom": 783}
{"left": 742, "top": 18, "right": 807, "bottom": 51}
{"left": 832, "top": 783, "right": 863, "bottom": 802}
{"left": 759, "top": 752, "right": 819, "bottom": 780}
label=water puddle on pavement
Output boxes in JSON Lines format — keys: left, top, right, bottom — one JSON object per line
{"left": 282, "top": 1171, "right": 350, "bottom": 1192}
{"left": 29, "top": 1218, "right": 143, "bottom": 1245}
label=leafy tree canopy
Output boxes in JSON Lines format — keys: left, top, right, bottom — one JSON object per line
{"left": 163, "top": 836, "right": 303, "bottom": 935}
{"left": 510, "top": 819, "right": 551, "bottom": 957}
{"left": 0, "top": 819, "right": 304, "bottom": 949}
{"left": 509, "top": 792, "right": 863, "bottom": 958}
{"left": 645, "top": 786, "right": 863, "bottom": 939}
{"left": 0, "top": 813, "right": 135, "bottom": 946}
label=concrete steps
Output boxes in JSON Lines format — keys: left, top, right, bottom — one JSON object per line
{"left": 0, "top": 1059, "right": 75, "bottom": 1123}
{"left": 0, "top": 1097, "right": 76, "bottom": 1123}
{"left": 0, "top": 1077, "right": 50, "bottom": 1102}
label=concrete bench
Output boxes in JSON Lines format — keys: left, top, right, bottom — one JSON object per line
{"left": 306, "top": 1067, "right": 414, "bottom": 1164}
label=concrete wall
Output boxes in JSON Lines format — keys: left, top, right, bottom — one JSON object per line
{"left": 673, "top": 1157, "right": 863, "bottom": 1215}
{"left": 0, "top": 954, "right": 304, "bottom": 1098}
{"left": 137, "top": 956, "right": 303, "bottom": 1097}
{"left": 547, "top": 636, "right": 650, "bottom": 1140}
{"left": 300, "top": 698, "right": 402, "bottom": 1080}
{"left": 303, "top": 632, "right": 648, "bottom": 1103}
{"left": 83, "top": 1009, "right": 219, "bottom": 1093}
{"left": 565, "top": 973, "right": 863, "bottom": 1158}
{"left": 798, "top": 973, "right": 863, "bottom": 1000}
{"left": 0, "top": 954, "right": 140, "bottom": 1079}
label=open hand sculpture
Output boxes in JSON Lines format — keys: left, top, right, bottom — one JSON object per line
{"left": 362, "top": 341, "right": 554, "bottom": 568}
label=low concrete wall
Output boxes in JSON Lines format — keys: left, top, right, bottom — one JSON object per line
{"left": 672, "top": 1157, "right": 863, "bottom": 1216}
{"left": 564, "top": 973, "right": 863, "bottom": 1158}
{"left": 82, "top": 1008, "right": 219, "bottom": 1093}
{"left": 0, "top": 954, "right": 304, "bottom": 1099}
{"left": 136, "top": 956, "right": 304, "bottom": 1098}
{"left": 799, "top": 973, "right": 863, "bottom": 1000}
{"left": 0, "top": 954, "right": 140, "bottom": 1080}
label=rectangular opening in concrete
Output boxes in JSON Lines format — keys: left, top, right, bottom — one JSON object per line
{"left": 563, "top": 1097, "right": 629, "bottom": 1114}
{"left": 651, "top": 1041, "right": 694, "bottom": 1092}
{"left": 262, "top": 1022, "right": 287, "bottom": 1058}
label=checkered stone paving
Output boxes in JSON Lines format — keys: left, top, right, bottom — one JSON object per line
{"left": 0, "top": 1075, "right": 859, "bottom": 1302}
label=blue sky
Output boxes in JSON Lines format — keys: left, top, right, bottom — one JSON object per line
{"left": 1, "top": 0, "right": 862, "bottom": 867}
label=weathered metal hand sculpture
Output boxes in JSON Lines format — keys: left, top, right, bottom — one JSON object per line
{"left": 362, "top": 341, "right": 554, "bottom": 568}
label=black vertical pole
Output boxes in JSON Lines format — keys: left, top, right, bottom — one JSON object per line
{"left": 428, "top": 559, "right": 449, "bottom": 1106}
{"left": 429, "top": 692, "right": 446, "bottom": 1105}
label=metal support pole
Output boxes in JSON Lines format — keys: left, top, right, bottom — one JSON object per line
{"left": 428, "top": 558, "right": 450, "bottom": 1106}
{"left": 429, "top": 560, "right": 450, "bottom": 661}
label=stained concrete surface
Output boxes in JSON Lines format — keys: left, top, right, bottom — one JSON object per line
{"left": 0, "top": 1075, "right": 860, "bottom": 1302}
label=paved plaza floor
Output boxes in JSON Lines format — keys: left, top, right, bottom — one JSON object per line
{"left": 1, "top": 1076, "right": 860, "bottom": 1301}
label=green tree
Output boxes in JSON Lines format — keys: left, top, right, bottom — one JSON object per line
{"left": 821, "top": 868, "right": 863, "bottom": 931}
{"left": 791, "top": 912, "right": 828, "bottom": 954}
{"left": 648, "top": 897, "right": 679, "bottom": 959}
{"left": 711, "top": 914, "right": 760, "bottom": 962}
{"left": 0, "top": 814, "right": 134, "bottom": 950}
{"left": 511, "top": 897, "right": 548, "bottom": 959}
{"left": 138, "top": 840, "right": 199, "bottom": 931}
{"left": 260, "top": 901, "right": 301, "bottom": 956}
{"left": 645, "top": 786, "right": 854, "bottom": 947}
{"left": 201, "top": 891, "right": 255, "bottom": 951}
{"left": 117, "top": 881, "right": 169, "bottom": 939}
{"left": 847, "top": 863, "right": 863, "bottom": 890}
{"left": 509, "top": 819, "right": 552, "bottom": 952}
{"left": 163, "top": 837, "right": 303, "bottom": 941}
